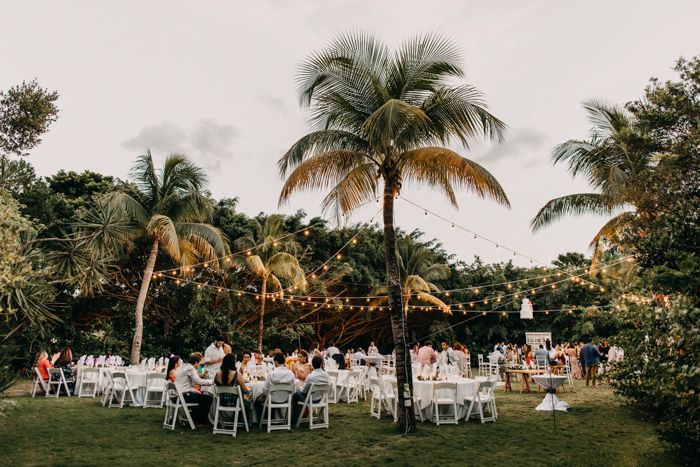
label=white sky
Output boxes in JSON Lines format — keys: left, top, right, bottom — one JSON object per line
{"left": 3, "top": 0, "right": 699, "bottom": 266}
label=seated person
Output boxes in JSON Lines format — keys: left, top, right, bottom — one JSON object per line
{"left": 35, "top": 350, "right": 52, "bottom": 381}
{"left": 165, "top": 355, "right": 181, "bottom": 383}
{"left": 209, "top": 353, "right": 253, "bottom": 428}
{"left": 174, "top": 353, "right": 214, "bottom": 425}
{"left": 292, "top": 356, "right": 330, "bottom": 424}
{"left": 352, "top": 348, "right": 365, "bottom": 366}
{"left": 255, "top": 352, "right": 296, "bottom": 417}
{"left": 52, "top": 347, "right": 76, "bottom": 394}
{"left": 292, "top": 350, "right": 312, "bottom": 382}
{"left": 238, "top": 352, "right": 252, "bottom": 377}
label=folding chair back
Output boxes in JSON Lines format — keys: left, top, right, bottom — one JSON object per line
{"left": 433, "top": 381, "right": 458, "bottom": 425}
{"left": 163, "top": 383, "right": 196, "bottom": 430}
{"left": 47, "top": 368, "right": 70, "bottom": 397}
{"left": 143, "top": 372, "right": 166, "bottom": 408}
{"left": 32, "top": 367, "right": 49, "bottom": 397}
{"left": 260, "top": 383, "right": 294, "bottom": 432}
{"left": 296, "top": 383, "right": 331, "bottom": 429}
{"left": 78, "top": 367, "right": 100, "bottom": 398}
{"left": 212, "top": 386, "right": 244, "bottom": 436}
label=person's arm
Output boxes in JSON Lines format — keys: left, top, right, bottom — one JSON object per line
{"left": 189, "top": 367, "right": 212, "bottom": 386}
{"left": 203, "top": 349, "right": 223, "bottom": 366}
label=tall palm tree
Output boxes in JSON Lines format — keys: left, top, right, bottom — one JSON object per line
{"left": 106, "top": 151, "right": 228, "bottom": 364}
{"left": 277, "top": 33, "right": 509, "bottom": 431}
{"left": 373, "top": 235, "right": 451, "bottom": 317}
{"left": 235, "top": 215, "right": 306, "bottom": 352}
{"left": 531, "top": 101, "right": 652, "bottom": 270}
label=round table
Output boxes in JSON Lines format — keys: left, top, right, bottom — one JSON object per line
{"left": 384, "top": 375, "right": 482, "bottom": 421}
{"left": 531, "top": 374, "right": 569, "bottom": 411}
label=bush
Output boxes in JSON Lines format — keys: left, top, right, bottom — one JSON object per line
{"left": 611, "top": 298, "right": 700, "bottom": 457}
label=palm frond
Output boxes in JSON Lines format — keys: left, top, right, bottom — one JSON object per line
{"left": 145, "top": 214, "right": 180, "bottom": 261}
{"left": 530, "top": 193, "right": 617, "bottom": 231}
{"left": 415, "top": 292, "right": 451, "bottom": 314}
{"left": 399, "top": 147, "right": 510, "bottom": 207}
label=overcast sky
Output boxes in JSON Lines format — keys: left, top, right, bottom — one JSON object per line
{"left": 3, "top": 1, "right": 699, "bottom": 266}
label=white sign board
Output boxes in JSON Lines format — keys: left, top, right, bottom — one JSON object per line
{"left": 526, "top": 332, "right": 552, "bottom": 351}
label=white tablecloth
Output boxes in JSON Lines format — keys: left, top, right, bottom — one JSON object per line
{"left": 532, "top": 374, "right": 569, "bottom": 411}
{"left": 384, "top": 376, "right": 482, "bottom": 420}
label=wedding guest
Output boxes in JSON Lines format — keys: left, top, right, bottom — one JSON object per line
{"left": 175, "top": 353, "right": 214, "bottom": 424}
{"left": 210, "top": 353, "right": 253, "bottom": 428}
{"left": 368, "top": 341, "right": 379, "bottom": 356}
{"left": 260, "top": 352, "right": 295, "bottom": 411}
{"left": 565, "top": 346, "right": 581, "bottom": 379}
{"left": 238, "top": 352, "right": 252, "bottom": 377}
{"left": 35, "top": 350, "right": 52, "bottom": 381}
{"left": 417, "top": 341, "right": 437, "bottom": 366}
{"left": 165, "top": 355, "right": 182, "bottom": 383}
{"left": 580, "top": 337, "right": 600, "bottom": 387}
{"left": 292, "top": 356, "right": 330, "bottom": 424}
{"left": 203, "top": 335, "right": 226, "bottom": 377}
{"left": 352, "top": 348, "right": 365, "bottom": 365}
{"left": 293, "top": 350, "right": 312, "bottom": 381}
{"left": 453, "top": 342, "right": 468, "bottom": 374}
{"left": 326, "top": 342, "right": 340, "bottom": 357}
{"left": 52, "top": 347, "right": 76, "bottom": 394}
{"left": 439, "top": 342, "right": 458, "bottom": 368}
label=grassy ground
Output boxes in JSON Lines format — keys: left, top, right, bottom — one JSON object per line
{"left": 0, "top": 379, "right": 677, "bottom": 467}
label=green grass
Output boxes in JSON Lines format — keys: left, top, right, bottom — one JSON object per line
{"left": 0, "top": 380, "right": 677, "bottom": 466}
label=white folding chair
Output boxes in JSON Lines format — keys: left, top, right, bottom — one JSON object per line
{"left": 163, "top": 383, "right": 197, "bottom": 430}
{"left": 101, "top": 371, "right": 114, "bottom": 406}
{"left": 369, "top": 377, "right": 396, "bottom": 421}
{"left": 108, "top": 371, "right": 137, "bottom": 408}
{"left": 46, "top": 368, "right": 71, "bottom": 397}
{"left": 477, "top": 354, "right": 486, "bottom": 377}
{"left": 536, "top": 355, "right": 548, "bottom": 371}
{"left": 259, "top": 383, "right": 294, "bottom": 432}
{"left": 432, "top": 381, "right": 459, "bottom": 425}
{"left": 338, "top": 371, "right": 360, "bottom": 403}
{"left": 211, "top": 386, "right": 246, "bottom": 436}
{"left": 564, "top": 356, "right": 574, "bottom": 388}
{"left": 143, "top": 373, "right": 166, "bottom": 408}
{"left": 464, "top": 380, "right": 497, "bottom": 423}
{"left": 355, "top": 366, "right": 369, "bottom": 400}
{"left": 32, "top": 368, "right": 49, "bottom": 397}
{"left": 77, "top": 367, "right": 100, "bottom": 398}
{"left": 296, "top": 383, "right": 331, "bottom": 430}
{"left": 326, "top": 370, "right": 339, "bottom": 404}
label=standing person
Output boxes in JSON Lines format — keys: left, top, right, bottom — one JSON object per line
{"left": 203, "top": 335, "right": 226, "bottom": 377}
{"left": 439, "top": 342, "right": 458, "bottom": 368}
{"left": 580, "top": 337, "right": 601, "bottom": 387}
{"left": 368, "top": 341, "right": 378, "bottom": 356}
{"left": 175, "top": 353, "right": 214, "bottom": 425}
{"left": 417, "top": 341, "right": 438, "bottom": 367}
{"left": 453, "top": 343, "right": 468, "bottom": 375}
{"left": 325, "top": 342, "right": 340, "bottom": 358}
{"left": 598, "top": 339, "right": 611, "bottom": 384}
{"left": 292, "top": 356, "right": 330, "bottom": 424}
{"left": 565, "top": 346, "right": 581, "bottom": 379}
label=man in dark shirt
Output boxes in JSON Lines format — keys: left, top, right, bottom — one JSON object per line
{"left": 580, "top": 337, "right": 600, "bottom": 387}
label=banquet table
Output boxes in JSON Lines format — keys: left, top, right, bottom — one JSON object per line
{"left": 385, "top": 376, "right": 483, "bottom": 421}
{"left": 363, "top": 355, "right": 383, "bottom": 366}
{"left": 75, "top": 367, "right": 153, "bottom": 406}
{"left": 531, "top": 374, "right": 569, "bottom": 411}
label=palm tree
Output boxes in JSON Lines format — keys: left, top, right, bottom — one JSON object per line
{"left": 235, "top": 215, "right": 306, "bottom": 352}
{"left": 106, "top": 151, "right": 228, "bottom": 364}
{"left": 531, "top": 101, "right": 652, "bottom": 270}
{"left": 277, "top": 33, "right": 509, "bottom": 431}
{"left": 373, "top": 235, "right": 451, "bottom": 317}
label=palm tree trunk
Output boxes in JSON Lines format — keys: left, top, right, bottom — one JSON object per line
{"left": 131, "top": 238, "right": 159, "bottom": 365}
{"left": 382, "top": 180, "right": 416, "bottom": 432}
{"left": 258, "top": 275, "right": 267, "bottom": 353}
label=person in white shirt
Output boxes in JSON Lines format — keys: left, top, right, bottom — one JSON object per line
{"left": 439, "top": 342, "right": 458, "bottom": 368}
{"left": 292, "top": 356, "right": 331, "bottom": 424}
{"left": 263, "top": 352, "right": 295, "bottom": 403}
{"left": 174, "top": 353, "right": 214, "bottom": 424}
{"left": 368, "top": 342, "right": 378, "bottom": 356}
{"left": 202, "top": 335, "right": 226, "bottom": 377}
{"left": 325, "top": 342, "right": 340, "bottom": 357}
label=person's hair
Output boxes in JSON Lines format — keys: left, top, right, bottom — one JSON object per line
{"left": 298, "top": 349, "right": 309, "bottom": 361}
{"left": 273, "top": 353, "right": 285, "bottom": 366}
{"left": 425, "top": 341, "right": 432, "bottom": 347}
{"left": 215, "top": 335, "right": 227, "bottom": 343}
{"left": 441, "top": 341, "right": 448, "bottom": 346}
{"left": 328, "top": 342, "right": 334, "bottom": 347}
{"left": 35, "top": 350, "right": 48, "bottom": 365}
{"left": 188, "top": 353, "right": 202, "bottom": 365}
{"left": 453, "top": 342, "right": 462, "bottom": 352}
{"left": 545, "top": 341, "right": 551, "bottom": 350}
{"left": 311, "top": 356, "right": 323, "bottom": 369}
{"left": 219, "top": 353, "right": 237, "bottom": 386}
{"left": 538, "top": 344, "right": 543, "bottom": 349}
{"left": 56, "top": 347, "right": 72, "bottom": 365}
{"left": 165, "top": 355, "right": 180, "bottom": 379}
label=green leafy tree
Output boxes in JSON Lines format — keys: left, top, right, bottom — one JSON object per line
{"left": 105, "top": 151, "right": 228, "bottom": 364}
{"left": 277, "top": 33, "right": 509, "bottom": 431}
{"left": 235, "top": 215, "right": 306, "bottom": 352}
{"left": 0, "top": 80, "right": 59, "bottom": 159}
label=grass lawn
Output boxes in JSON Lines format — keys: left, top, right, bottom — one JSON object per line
{"left": 0, "top": 379, "right": 677, "bottom": 466}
